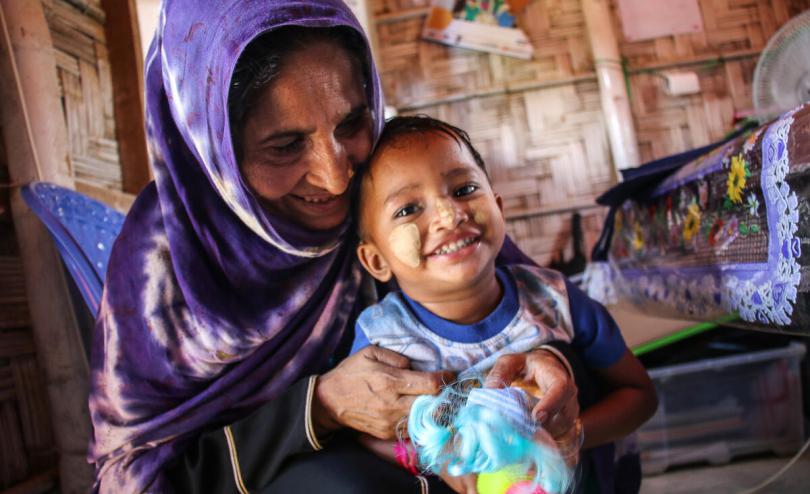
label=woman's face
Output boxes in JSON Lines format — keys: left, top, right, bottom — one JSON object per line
{"left": 239, "top": 39, "right": 373, "bottom": 231}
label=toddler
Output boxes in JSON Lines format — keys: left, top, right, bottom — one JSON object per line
{"left": 351, "top": 116, "right": 657, "bottom": 493}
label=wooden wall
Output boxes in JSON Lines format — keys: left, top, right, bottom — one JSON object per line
{"left": 371, "top": 0, "right": 810, "bottom": 264}
{"left": 0, "top": 141, "right": 57, "bottom": 489}
{"left": 43, "top": 0, "right": 122, "bottom": 191}
{"left": 0, "top": 0, "right": 121, "bottom": 489}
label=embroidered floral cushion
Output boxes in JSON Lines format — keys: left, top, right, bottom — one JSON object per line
{"left": 602, "top": 102, "right": 810, "bottom": 334}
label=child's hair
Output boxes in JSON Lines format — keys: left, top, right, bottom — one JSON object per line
{"left": 408, "top": 376, "right": 573, "bottom": 494}
{"left": 353, "top": 115, "right": 488, "bottom": 238}
{"left": 374, "top": 115, "right": 488, "bottom": 175}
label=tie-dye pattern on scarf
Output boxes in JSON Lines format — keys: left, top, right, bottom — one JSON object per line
{"left": 87, "top": 1, "right": 383, "bottom": 491}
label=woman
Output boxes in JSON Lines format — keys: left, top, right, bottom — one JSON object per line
{"left": 88, "top": 1, "right": 580, "bottom": 492}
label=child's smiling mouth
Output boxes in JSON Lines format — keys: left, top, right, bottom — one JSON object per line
{"left": 427, "top": 234, "right": 481, "bottom": 258}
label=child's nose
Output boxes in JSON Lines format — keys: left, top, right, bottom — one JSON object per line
{"left": 429, "top": 198, "right": 468, "bottom": 231}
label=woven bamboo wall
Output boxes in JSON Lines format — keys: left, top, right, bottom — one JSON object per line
{"left": 0, "top": 139, "right": 56, "bottom": 488}
{"left": 0, "top": 0, "right": 118, "bottom": 488}
{"left": 43, "top": 0, "right": 122, "bottom": 191}
{"left": 618, "top": 0, "right": 810, "bottom": 162}
{"left": 371, "top": 0, "right": 810, "bottom": 264}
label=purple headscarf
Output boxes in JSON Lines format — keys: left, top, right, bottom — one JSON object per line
{"left": 88, "top": 1, "right": 384, "bottom": 491}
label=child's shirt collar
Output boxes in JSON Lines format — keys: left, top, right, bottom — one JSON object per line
{"left": 400, "top": 267, "right": 520, "bottom": 343}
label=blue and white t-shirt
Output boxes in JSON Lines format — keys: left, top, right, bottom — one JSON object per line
{"left": 351, "top": 264, "right": 626, "bottom": 373}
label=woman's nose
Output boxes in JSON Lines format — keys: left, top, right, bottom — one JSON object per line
{"left": 306, "top": 137, "right": 351, "bottom": 195}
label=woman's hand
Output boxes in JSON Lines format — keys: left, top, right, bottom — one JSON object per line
{"left": 312, "top": 346, "right": 451, "bottom": 440}
{"left": 484, "top": 349, "right": 579, "bottom": 442}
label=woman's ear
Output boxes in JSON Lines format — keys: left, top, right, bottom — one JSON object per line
{"left": 357, "top": 241, "right": 393, "bottom": 282}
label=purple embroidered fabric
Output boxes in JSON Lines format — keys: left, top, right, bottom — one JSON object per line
{"left": 87, "top": 1, "right": 383, "bottom": 491}
{"left": 602, "top": 103, "right": 810, "bottom": 335}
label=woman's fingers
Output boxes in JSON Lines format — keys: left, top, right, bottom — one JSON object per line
{"left": 313, "top": 347, "right": 453, "bottom": 439}
{"left": 483, "top": 353, "right": 524, "bottom": 388}
{"left": 538, "top": 389, "right": 579, "bottom": 439}
{"left": 530, "top": 371, "right": 570, "bottom": 422}
{"left": 525, "top": 350, "right": 579, "bottom": 439}
{"left": 363, "top": 345, "right": 411, "bottom": 369}
{"left": 391, "top": 368, "right": 452, "bottom": 395}
{"left": 485, "top": 349, "right": 580, "bottom": 441}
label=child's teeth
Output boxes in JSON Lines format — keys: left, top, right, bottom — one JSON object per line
{"left": 437, "top": 237, "right": 475, "bottom": 255}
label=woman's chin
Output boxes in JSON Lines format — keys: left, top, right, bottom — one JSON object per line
{"left": 262, "top": 195, "right": 350, "bottom": 232}
{"left": 289, "top": 201, "right": 350, "bottom": 231}
{"left": 296, "top": 214, "right": 347, "bottom": 232}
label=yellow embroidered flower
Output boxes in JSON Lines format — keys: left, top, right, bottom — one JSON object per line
{"left": 683, "top": 203, "right": 701, "bottom": 242}
{"left": 632, "top": 222, "right": 644, "bottom": 252}
{"left": 727, "top": 154, "right": 747, "bottom": 204}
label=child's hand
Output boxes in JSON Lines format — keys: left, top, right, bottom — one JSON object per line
{"left": 440, "top": 471, "right": 478, "bottom": 494}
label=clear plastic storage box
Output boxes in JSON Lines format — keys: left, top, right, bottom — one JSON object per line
{"left": 638, "top": 342, "right": 806, "bottom": 474}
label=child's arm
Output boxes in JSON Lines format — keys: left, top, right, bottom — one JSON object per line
{"left": 579, "top": 348, "right": 657, "bottom": 449}
{"left": 562, "top": 279, "right": 658, "bottom": 449}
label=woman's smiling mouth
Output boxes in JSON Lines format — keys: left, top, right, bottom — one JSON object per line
{"left": 290, "top": 194, "right": 347, "bottom": 213}
{"left": 293, "top": 194, "right": 339, "bottom": 204}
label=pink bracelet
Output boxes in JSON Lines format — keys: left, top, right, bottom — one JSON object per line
{"left": 393, "top": 439, "right": 419, "bottom": 475}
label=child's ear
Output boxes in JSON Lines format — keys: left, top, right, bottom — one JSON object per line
{"left": 495, "top": 193, "right": 504, "bottom": 217}
{"left": 357, "top": 241, "right": 393, "bottom": 283}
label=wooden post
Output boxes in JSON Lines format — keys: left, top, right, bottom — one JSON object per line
{"left": 100, "top": 0, "right": 151, "bottom": 194}
{"left": 0, "top": 1, "right": 94, "bottom": 492}
{"left": 582, "top": 0, "right": 640, "bottom": 172}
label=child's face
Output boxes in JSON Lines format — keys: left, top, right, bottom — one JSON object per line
{"left": 357, "top": 131, "right": 505, "bottom": 301}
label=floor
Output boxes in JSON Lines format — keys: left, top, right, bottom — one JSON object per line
{"left": 640, "top": 451, "right": 810, "bottom": 493}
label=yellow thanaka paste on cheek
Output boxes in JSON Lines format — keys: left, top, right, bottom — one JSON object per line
{"left": 473, "top": 209, "right": 488, "bottom": 225}
{"left": 434, "top": 198, "right": 456, "bottom": 228}
{"left": 388, "top": 222, "right": 422, "bottom": 268}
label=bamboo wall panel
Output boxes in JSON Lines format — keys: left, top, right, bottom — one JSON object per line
{"left": 0, "top": 131, "right": 56, "bottom": 489}
{"left": 0, "top": 234, "right": 55, "bottom": 489}
{"left": 0, "top": 254, "right": 55, "bottom": 489}
{"left": 0, "top": 304, "right": 55, "bottom": 489}
{"left": 372, "top": 0, "right": 810, "bottom": 264}
{"left": 43, "top": 0, "right": 122, "bottom": 191}
{"left": 616, "top": 0, "right": 810, "bottom": 163}
{"left": 509, "top": 208, "right": 606, "bottom": 266}
{"left": 374, "top": 0, "right": 594, "bottom": 108}
{"left": 629, "top": 58, "right": 758, "bottom": 163}
{"left": 613, "top": 0, "right": 810, "bottom": 67}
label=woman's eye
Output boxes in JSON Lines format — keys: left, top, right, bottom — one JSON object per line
{"left": 394, "top": 204, "right": 420, "bottom": 218}
{"left": 454, "top": 184, "right": 479, "bottom": 197}
{"left": 270, "top": 139, "right": 304, "bottom": 156}
{"left": 336, "top": 110, "right": 368, "bottom": 137}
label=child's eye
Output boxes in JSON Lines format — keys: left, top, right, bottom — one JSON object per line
{"left": 394, "top": 204, "right": 420, "bottom": 218}
{"left": 454, "top": 184, "right": 479, "bottom": 197}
